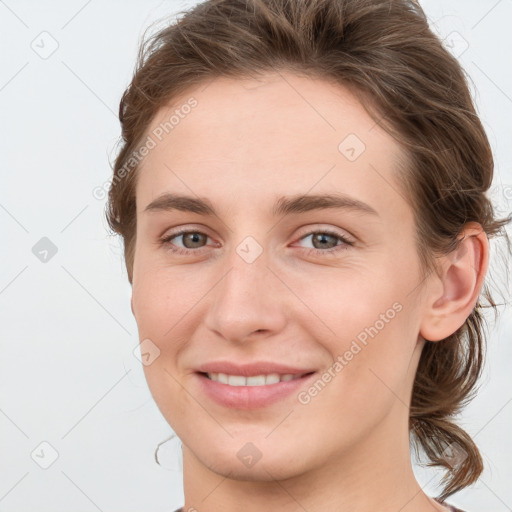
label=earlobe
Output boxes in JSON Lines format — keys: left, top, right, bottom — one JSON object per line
{"left": 419, "top": 223, "right": 489, "bottom": 342}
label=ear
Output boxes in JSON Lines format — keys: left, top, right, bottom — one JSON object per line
{"left": 419, "top": 223, "right": 489, "bottom": 342}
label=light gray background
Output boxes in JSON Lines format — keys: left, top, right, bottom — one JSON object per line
{"left": 0, "top": 1, "right": 511, "bottom": 511}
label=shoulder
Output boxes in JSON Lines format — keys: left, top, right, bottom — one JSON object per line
{"left": 173, "top": 503, "right": 467, "bottom": 512}
{"left": 172, "top": 504, "right": 466, "bottom": 512}
{"left": 434, "top": 498, "right": 467, "bottom": 512}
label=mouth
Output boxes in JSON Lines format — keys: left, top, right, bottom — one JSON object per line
{"left": 194, "top": 369, "right": 317, "bottom": 409}
{"left": 201, "top": 371, "right": 314, "bottom": 386}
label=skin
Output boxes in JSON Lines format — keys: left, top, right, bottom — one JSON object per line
{"left": 130, "top": 71, "right": 488, "bottom": 512}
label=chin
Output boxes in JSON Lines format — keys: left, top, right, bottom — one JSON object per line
{"left": 188, "top": 435, "right": 314, "bottom": 482}
{"left": 205, "top": 453, "right": 306, "bottom": 482}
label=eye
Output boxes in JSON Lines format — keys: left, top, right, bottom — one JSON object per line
{"left": 159, "top": 229, "right": 213, "bottom": 255}
{"left": 294, "top": 229, "right": 354, "bottom": 256}
{"left": 159, "top": 228, "right": 354, "bottom": 256}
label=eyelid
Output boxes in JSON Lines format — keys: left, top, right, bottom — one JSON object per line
{"left": 293, "top": 224, "right": 355, "bottom": 244}
{"left": 159, "top": 223, "right": 354, "bottom": 242}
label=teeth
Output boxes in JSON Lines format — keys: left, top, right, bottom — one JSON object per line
{"left": 207, "top": 372, "right": 303, "bottom": 386}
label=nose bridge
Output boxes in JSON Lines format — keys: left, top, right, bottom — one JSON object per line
{"left": 203, "top": 242, "right": 287, "bottom": 342}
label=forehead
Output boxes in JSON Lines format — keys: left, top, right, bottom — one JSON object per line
{"left": 135, "top": 71, "right": 411, "bottom": 222}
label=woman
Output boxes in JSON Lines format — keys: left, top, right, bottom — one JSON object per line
{"left": 106, "top": 0, "right": 511, "bottom": 510}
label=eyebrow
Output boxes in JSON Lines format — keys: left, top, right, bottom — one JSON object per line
{"left": 143, "top": 192, "right": 379, "bottom": 217}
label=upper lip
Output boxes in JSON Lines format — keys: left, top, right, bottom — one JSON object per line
{"left": 196, "top": 361, "right": 317, "bottom": 377}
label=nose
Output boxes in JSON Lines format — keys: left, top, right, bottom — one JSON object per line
{"left": 202, "top": 249, "right": 288, "bottom": 343}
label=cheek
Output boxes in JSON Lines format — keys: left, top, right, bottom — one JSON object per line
{"left": 131, "top": 262, "right": 215, "bottom": 401}
{"left": 290, "top": 263, "right": 400, "bottom": 343}
{"left": 292, "top": 261, "right": 418, "bottom": 397}
{"left": 294, "top": 301, "right": 416, "bottom": 444}
{"left": 132, "top": 259, "right": 202, "bottom": 337}
{"left": 132, "top": 266, "right": 197, "bottom": 425}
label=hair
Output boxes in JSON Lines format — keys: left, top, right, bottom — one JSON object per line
{"left": 106, "top": 0, "right": 511, "bottom": 501}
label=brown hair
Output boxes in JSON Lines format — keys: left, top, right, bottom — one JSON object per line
{"left": 106, "top": 0, "right": 511, "bottom": 501}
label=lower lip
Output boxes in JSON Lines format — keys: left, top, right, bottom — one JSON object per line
{"left": 195, "top": 372, "right": 316, "bottom": 409}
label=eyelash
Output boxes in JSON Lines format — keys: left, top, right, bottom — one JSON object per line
{"left": 159, "top": 228, "right": 354, "bottom": 257}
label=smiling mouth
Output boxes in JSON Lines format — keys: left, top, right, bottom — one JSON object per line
{"left": 200, "top": 371, "right": 315, "bottom": 386}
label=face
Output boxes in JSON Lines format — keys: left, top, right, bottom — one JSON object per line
{"left": 131, "top": 71, "right": 428, "bottom": 481}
